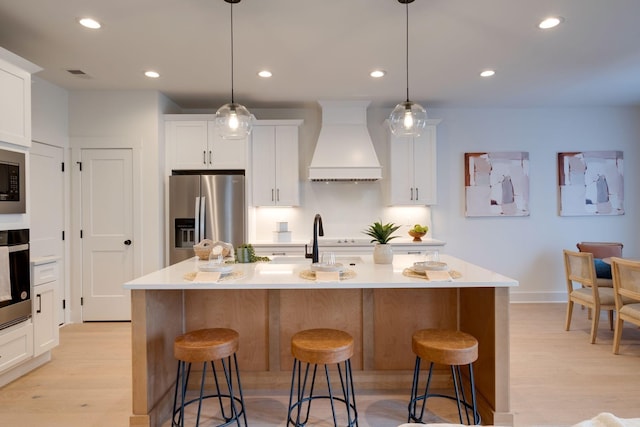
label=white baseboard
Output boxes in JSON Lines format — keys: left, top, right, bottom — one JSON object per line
{"left": 509, "top": 290, "right": 567, "bottom": 303}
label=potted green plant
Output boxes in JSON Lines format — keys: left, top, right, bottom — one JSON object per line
{"left": 363, "top": 221, "right": 400, "bottom": 264}
{"left": 235, "top": 243, "right": 254, "bottom": 263}
{"left": 235, "top": 243, "right": 271, "bottom": 263}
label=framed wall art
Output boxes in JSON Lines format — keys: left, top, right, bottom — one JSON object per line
{"left": 558, "top": 151, "right": 624, "bottom": 216}
{"left": 464, "top": 152, "right": 530, "bottom": 217}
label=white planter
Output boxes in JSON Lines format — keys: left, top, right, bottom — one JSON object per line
{"left": 373, "top": 243, "right": 393, "bottom": 264}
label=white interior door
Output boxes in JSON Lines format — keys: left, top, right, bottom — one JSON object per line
{"left": 80, "top": 148, "right": 133, "bottom": 321}
{"left": 30, "top": 142, "right": 65, "bottom": 325}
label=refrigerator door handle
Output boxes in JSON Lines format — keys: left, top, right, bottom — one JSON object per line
{"left": 199, "top": 196, "right": 206, "bottom": 241}
{"left": 194, "top": 196, "right": 201, "bottom": 242}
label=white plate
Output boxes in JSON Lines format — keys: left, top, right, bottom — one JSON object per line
{"left": 310, "top": 262, "right": 345, "bottom": 273}
{"left": 412, "top": 261, "right": 449, "bottom": 273}
{"left": 199, "top": 264, "right": 234, "bottom": 274}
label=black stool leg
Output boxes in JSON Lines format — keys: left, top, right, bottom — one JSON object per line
{"left": 408, "top": 356, "right": 422, "bottom": 422}
{"left": 468, "top": 363, "right": 480, "bottom": 425}
{"left": 232, "top": 353, "right": 248, "bottom": 426}
{"left": 451, "top": 365, "right": 464, "bottom": 424}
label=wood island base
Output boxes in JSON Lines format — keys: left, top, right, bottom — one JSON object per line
{"left": 129, "top": 286, "right": 512, "bottom": 426}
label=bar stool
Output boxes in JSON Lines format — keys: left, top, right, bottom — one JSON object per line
{"left": 172, "top": 328, "right": 247, "bottom": 427}
{"left": 287, "top": 328, "right": 358, "bottom": 427}
{"left": 408, "top": 329, "right": 480, "bottom": 425}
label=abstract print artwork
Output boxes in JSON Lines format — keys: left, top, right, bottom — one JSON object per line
{"left": 558, "top": 151, "right": 624, "bottom": 216}
{"left": 465, "top": 152, "right": 530, "bottom": 217}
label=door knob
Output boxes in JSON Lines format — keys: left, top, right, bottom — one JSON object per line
{"left": 124, "top": 239, "right": 132, "bottom": 245}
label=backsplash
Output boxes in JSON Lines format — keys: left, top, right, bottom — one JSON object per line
{"left": 249, "top": 180, "right": 433, "bottom": 243}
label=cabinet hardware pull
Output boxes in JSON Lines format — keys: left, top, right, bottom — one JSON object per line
{"left": 209, "top": 150, "right": 212, "bottom": 164}
{"left": 416, "top": 187, "right": 419, "bottom": 200}
{"left": 407, "top": 251, "right": 422, "bottom": 254}
{"left": 124, "top": 240, "right": 132, "bottom": 245}
{"left": 271, "top": 189, "right": 274, "bottom": 201}
{"left": 276, "top": 188, "right": 280, "bottom": 202}
{"left": 37, "top": 294, "right": 42, "bottom": 314}
{"left": 410, "top": 188, "right": 414, "bottom": 200}
{"left": 272, "top": 252, "right": 286, "bottom": 256}
{"left": 203, "top": 151, "right": 206, "bottom": 164}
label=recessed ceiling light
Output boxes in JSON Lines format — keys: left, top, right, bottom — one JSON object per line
{"left": 78, "top": 17, "right": 101, "bottom": 29}
{"left": 370, "top": 70, "right": 386, "bottom": 78}
{"left": 538, "top": 16, "right": 563, "bottom": 29}
{"left": 258, "top": 70, "right": 272, "bottom": 78}
{"left": 480, "top": 70, "right": 496, "bottom": 78}
{"left": 144, "top": 71, "right": 160, "bottom": 78}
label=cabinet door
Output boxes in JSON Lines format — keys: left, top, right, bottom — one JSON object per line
{"left": 0, "top": 58, "right": 31, "bottom": 147}
{"left": 274, "top": 126, "right": 299, "bottom": 206}
{"left": 207, "top": 122, "right": 247, "bottom": 169}
{"left": 0, "top": 322, "right": 33, "bottom": 373}
{"left": 388, "top": 135, "right": 416, "bottom": 205}
{"left": 251, "top": 126, "right": 277, "bottom": 206}
{"left": 412, "top": 127, "right": 437, "bottom": 205}
{"left": 166, "top": 120, "right": 209, "bottom": 170}
{"left": 33, "top": 281, "right": 59, "bottom": 356}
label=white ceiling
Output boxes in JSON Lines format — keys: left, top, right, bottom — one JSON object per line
{"left": 1, "top": 0, "right": 640, "bottom": 110}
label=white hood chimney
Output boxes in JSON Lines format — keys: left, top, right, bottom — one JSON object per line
{"left": 308, "top": 100, "right": 382, "bottom": 181}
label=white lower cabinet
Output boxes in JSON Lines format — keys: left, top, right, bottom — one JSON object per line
{"left": 0, "top": 322, "right": 33, "bottom": 373}
{"left": 32, "top": 259, "right": 60, "bottom": 356}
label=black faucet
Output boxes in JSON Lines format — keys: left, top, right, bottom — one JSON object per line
{"left": 304, "top": 213, "right": 324, "bottom": 263}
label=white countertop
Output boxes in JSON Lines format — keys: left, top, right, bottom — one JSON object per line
{"left": 124, "top": 254, "right": 518, "bottom": 290}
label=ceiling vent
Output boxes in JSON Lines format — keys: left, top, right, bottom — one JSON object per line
{"left": 66, "top": 69, "right": 91, "bottom": 78}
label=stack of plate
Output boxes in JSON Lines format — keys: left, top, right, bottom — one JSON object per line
{"left": 310, "top": 262, "right": 345, "bottom": 273}
{"left": 411, "top": 261, "right": 449, "bottom": 274}
{"left": 199, "top": 263, "right": 234, "bottom": 274}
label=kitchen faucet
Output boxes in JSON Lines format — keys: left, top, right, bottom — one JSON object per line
{"left": 304, "top": 213, "right": 324, "bottom": 263}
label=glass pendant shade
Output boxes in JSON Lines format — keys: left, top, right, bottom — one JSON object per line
{"left": 389, "top": 101, "right": 427, "bottom": 137}
{"left": 215, "top": 102, "right": 252, "bottom": 139}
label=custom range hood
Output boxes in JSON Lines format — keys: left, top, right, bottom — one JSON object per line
{"left": 308, "top": 100, "right": 382, "bottom": 181}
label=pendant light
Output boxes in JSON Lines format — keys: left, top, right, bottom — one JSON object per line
{"left": 389, "top": 0, "right": 427, "bottom": 137}
{"left": 215, "top": 0, "right": 252, "bottom": 139}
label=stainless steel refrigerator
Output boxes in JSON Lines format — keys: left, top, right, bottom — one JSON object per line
{"left": 169, "top": 172, "right": 245, "bottom": 265}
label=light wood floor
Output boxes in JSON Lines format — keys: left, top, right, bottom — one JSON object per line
{"left": 0, "top": 303, "right": 639, "bottom": 427}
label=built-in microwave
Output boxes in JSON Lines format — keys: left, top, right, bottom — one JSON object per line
{"left": 0, "top": 148, "right": 25, "bottom": 214}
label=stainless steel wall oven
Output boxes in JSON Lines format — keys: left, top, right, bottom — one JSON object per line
{"left": 0, "top": 229, "right": 30, "bottom": 330}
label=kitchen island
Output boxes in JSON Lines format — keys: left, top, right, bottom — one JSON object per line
{"left": 124, "top": 254, "right": 517, "bottom": 427}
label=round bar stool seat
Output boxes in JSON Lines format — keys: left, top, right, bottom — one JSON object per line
{"left": 288, "top": 328, "right": 358, "bottom": 427}
{"left": 408, "top": 329, "right": 480, "bottom": 426}
{"left": 172, "top": 328, "right": 247, "bottom": 427}
{"left": 174, "top": 328, "right": 239, "bottom": 362}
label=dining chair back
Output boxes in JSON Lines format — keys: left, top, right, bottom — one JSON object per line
{"left": 563, "top": 250, "right": 616, "bottom": 344}
{"left": 576, "top": 242, "right": 623, "bottom": 259}
{"left": 610, "top": 257, "right": 640, "bottom": 354}
{"left": 577, "top": 242, "right": 623, "bottom": 287}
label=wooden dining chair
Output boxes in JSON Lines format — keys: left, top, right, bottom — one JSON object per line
{"left": 563, "top": 250, "right": 615, "bottom": 344}
{"left": 610, "top": 257, "right": 640, "bottom": 355}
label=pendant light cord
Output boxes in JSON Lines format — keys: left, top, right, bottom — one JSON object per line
{"left": 405, "top": 0, "right": 410, "bottom": 103}
{"left": 230, "top": 1, "right": 235, "bottom": 104}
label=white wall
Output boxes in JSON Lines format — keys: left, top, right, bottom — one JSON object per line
{"left": 32, "top": 77, "right": 68, "bottom": 147}
{"left": 426, "top": 106, "right": 640, "bottom": 302}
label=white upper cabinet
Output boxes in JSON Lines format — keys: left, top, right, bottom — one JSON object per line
{"left": 387, "top": 121, "right": 439, "bottom": 205}
{"left": 165, "top": 115, "right": 247, "bottom": 171}
{"left": 0, "top": 48, "right": 40, "bottom": 148}
{"left": 251, "top": 121, "right": 302, "bottom": 206}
